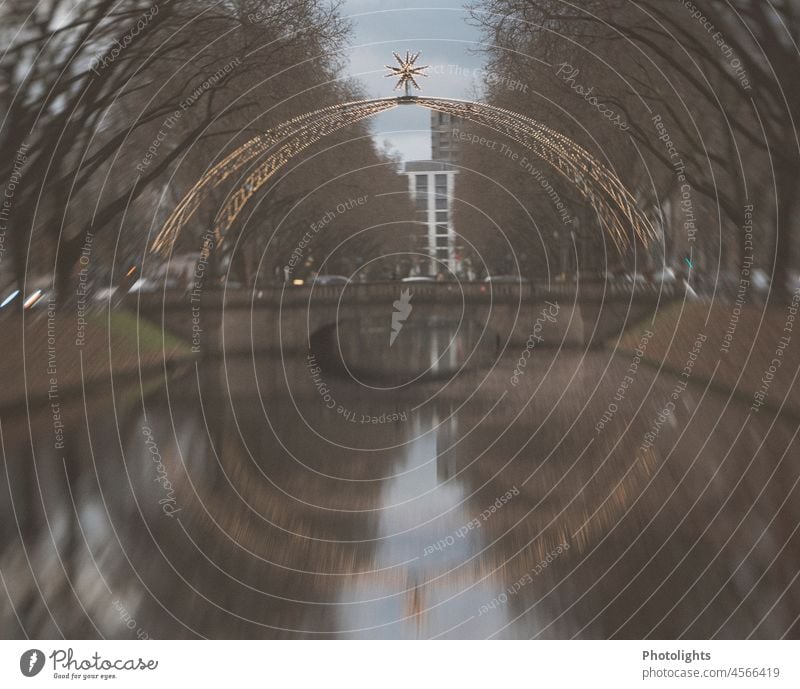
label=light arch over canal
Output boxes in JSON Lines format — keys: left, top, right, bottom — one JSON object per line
{"left": 151, "top": 95, "right": 658, "bottom": 257}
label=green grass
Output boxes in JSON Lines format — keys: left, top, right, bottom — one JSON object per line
{"left": 90, "top": 309, "right": 191, "bottom": 358}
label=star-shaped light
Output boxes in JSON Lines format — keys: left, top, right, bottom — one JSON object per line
{"left": 385, "top": 51, "right": 428, "bottom": 95}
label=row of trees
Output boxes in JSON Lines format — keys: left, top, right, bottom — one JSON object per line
{"left": 0, "top": 0, "right": 413, "bottom": 298}
{"left": 456, "top": 0, "right": 799, "bottom": 294}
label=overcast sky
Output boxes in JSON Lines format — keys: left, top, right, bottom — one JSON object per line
{"left": 339, "top": 0, "right": 486, "bottom": 160}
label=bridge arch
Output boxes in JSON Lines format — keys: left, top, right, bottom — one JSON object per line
{"left": 151, "top": 96, "right": 657, "bottom": 256}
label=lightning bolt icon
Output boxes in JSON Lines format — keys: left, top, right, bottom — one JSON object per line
{"left": 390, "top": 289, "right": 413, "bottom": 346}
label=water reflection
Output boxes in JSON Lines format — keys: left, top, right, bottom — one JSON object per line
{"left": 312, "top": 317, "right": 496, "bottom": 385}
{"left": 337, "top": 405, "right": 513, "bottom": 639}
{"left": 1, "top": 318, "right": 799, "bottom": 638}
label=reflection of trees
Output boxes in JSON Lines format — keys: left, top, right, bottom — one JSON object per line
{"left": 0, "top": 361, "right": 395, "bottom": 637}
{"left": 132, "top": 359, "right": 395, "bottom": 636}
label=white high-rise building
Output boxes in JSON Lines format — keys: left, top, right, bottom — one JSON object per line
{"left": 403, "top": 160, "right": 458, "bottom": 276}
{"left": 401, "top": 112, "right": 465, "bottom": 276}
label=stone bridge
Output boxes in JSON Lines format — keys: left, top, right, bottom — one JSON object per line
{"left": 131, "top": 281, "right": 683, "bottom": 356}
{"left": 145, "top": 93, "right": 666, "bottom": 359}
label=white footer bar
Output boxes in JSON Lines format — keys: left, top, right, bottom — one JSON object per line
{"left": 1, "top": 640, "right": 797, "bottom": 687}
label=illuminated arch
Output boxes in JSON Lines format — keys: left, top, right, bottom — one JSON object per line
{"left": 151, "top": 96, "right": 657, "bottom": 256}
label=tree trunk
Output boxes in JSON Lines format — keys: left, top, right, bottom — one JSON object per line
{"left": 770, "top": 163, "right": 799, "bottom": 304}
{"left": 55, "top": 231, "right": 86, "bottom": 302}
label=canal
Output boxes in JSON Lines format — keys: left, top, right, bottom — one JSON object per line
{"left": 1, "top": 318, "right": 798, "bottom": 639}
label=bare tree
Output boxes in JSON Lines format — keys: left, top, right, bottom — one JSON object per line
{"left": 0, "top": 0, "right": 349, "bottom": 296}
{"left": 469, "top": 0, "right": 799, "bottom": 295}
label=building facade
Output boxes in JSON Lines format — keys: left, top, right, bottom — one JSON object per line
{"left": 430, "top": 111, "right": 463, "bottom": 164}
{"left": 401, "top": 112, "right": 465, "bottom": 276}
{"left": 403, "top": 160, "right": 458, "bottom": 276}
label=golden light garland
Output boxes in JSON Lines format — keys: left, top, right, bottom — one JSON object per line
{"left": 151, "top": 98, "right": 399, "bottom": 254}
{"left": 417, "top": 98, "right": 656, "bottom": 250}
{"left": 151, "top": 95, "right": 657, "bottom": 258}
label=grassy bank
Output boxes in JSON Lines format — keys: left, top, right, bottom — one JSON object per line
{"left": 0, "top": 307, "right": 192, "bottom": 411}
{"left": 613, "top": 298, "right": 800, "bottom": 419}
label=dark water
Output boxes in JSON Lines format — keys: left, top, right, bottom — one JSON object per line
{"left": 2, "top": 320, "right": 799, "bottom": 639}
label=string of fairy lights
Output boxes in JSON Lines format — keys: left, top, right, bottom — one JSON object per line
{"left": 417, "top": 98, "right": 656, "bottom": 250}
{"left": 150, "top": 53, "right": 658, "bottom": 258}
{"left": 150, "top": 98, "right": 398, "bottom": 255}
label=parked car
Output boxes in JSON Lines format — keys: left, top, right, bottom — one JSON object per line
{"left": 652, "top": 267, "right": 677, "bottom": 283}
{"left": 751, "top": 269, "right": 770, "bottom": 292}
{"left": 93, "top": 286, "right": 118, "bottom": 302}
{"left": 484, "top": 275, "right": 529, "bottom": 283}
{"left": 128, "top": 278, "right": 159, "bottom": 293}
{"left": 622, "top": 272, "right": 647, "bottom": 284}
{"left": 312, "top": 275, "right": 349, "bottom": 286}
